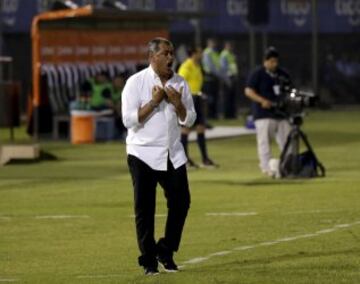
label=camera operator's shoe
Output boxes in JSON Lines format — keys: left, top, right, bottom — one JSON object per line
{"left": 201, "top": 158, "right": 219, "bottom": 169}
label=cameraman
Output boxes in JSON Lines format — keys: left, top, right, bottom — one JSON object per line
{"left": 245, "top": 47, "right": 292, "bottom": 176}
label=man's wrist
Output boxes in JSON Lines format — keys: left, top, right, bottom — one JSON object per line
{"left": 149, "top": 99, "right": 159, "bottom": 109}
{"left": 173, "top": 100, "right": 183, "bottom": 109}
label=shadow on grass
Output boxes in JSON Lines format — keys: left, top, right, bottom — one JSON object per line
{"left": 194, "top": 178, "right": 306, "bottom": 187}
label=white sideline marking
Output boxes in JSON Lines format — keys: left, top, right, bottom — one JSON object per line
{"left": 209, "top": 251, "right": 232, "bottom": 257}
{"left": 206, "top": 212, "right": 257, "bottom": 217}
{"left": 234, "top": 245, "right": 257, "bottom": 251}
{"left": 183, "top": 257, "right": 210, "bottom": 264}
{"left": 285, "top": 209, "right": 345, "bottom": 215}
{"left": 181, "top": 220, "right": 360, "bottom": 267}
{"left": 35, "top": 215, "right": 90, "bottom": 219}
{"left": 0, "top": 279, "right": 18, "bottom": 282}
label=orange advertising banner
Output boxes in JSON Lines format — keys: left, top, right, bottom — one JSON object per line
{"left": 39, "top": 29, "right": 169, "bottom": 64}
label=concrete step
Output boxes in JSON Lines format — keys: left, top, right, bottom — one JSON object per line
{"left": 0, "top": 144, "right": 40, "bottom": 166}
{"left": 188, "top": 126, "right": 255, "bottom": 142}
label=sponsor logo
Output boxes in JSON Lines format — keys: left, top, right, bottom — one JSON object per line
{"left": 226, "top": 0, "right": 247, "bottom": 16}
{"left": 1, "top": 0, "right": 19, "bottom": 26}
{"left": 281, "top": 0, "right": 311, "bottom": 27}
{"left": 335, "top": 0, "right": 360, "bottom": 26}
{"left": 177, "top": 0, "right": 201, "bottom": 12}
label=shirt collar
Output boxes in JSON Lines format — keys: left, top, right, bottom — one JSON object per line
{"left": 148, "top": 64, "right": 175, "bottom": 83}
{"left": 149, "top": 64, "right": 159, "bottom": 80}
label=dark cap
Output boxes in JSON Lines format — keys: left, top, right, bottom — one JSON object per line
{"left": 264, "top": 46, "right": 279, "bottom": 60}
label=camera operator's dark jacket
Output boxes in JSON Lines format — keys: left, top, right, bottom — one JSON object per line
{"left": 246, "top": 66, "right": 292, "bottom": 120}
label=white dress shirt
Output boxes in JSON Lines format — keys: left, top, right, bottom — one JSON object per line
{"left": 122, "top": 65, "right": 196, "bottom": 171}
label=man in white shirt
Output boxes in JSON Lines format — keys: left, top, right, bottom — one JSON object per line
{"left": 122, "top": 37, "right": 196, "bottom": 275}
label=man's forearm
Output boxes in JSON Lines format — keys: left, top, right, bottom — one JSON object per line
{"left": 174, "top": 101, "right": 187, "bottom": 121}
{"left": 138, "top": 100, "right": 158, "bottom": 123}
{"left": 245, "top": 87, "right": 268, "bottom": 104}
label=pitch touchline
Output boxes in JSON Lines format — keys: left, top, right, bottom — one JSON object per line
{"left": 180, "top": 220, "right": 360, "bottom": 267}
{"left": 35, "top": 215, "right": 90, "bottom": 219}
{"left": 206, "top": 212, "right": 257, "bottom": 216}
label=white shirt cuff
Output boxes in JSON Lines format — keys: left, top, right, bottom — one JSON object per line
{"left": 130, "top": 110, "right": 139, "bottom": 126}
{"left": 178, "top": 110, "right": 196, "bottom": 128}
{"left": 123, "top": 110, "right": 140, "bottom": 129}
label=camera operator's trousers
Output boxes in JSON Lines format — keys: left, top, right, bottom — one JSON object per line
{"left": 254, "top": 118, "right": 291, "bottom": 174}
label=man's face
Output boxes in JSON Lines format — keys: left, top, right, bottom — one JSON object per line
{"left": 265, "top": 57, "right": 279, "bottom": 72}
{"left": 150, "top": 42, "right": 174, "bottom": 78}
{"left": 208, "top": 39, "right": 217, "bottom": 49}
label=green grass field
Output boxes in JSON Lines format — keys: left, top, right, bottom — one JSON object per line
{"left": 0, "top": 108, "right": 360, "bottom": 283}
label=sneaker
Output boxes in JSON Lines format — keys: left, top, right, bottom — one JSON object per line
{"left": 144, "top": 266, "right": 159, "bottom": 276}
{"left": 157, "top": 256, "right": 179, "bottom": 273}
{"left": 200, "top": 158, "right": 219, "bottom": 169}
{"left": 186, "top": 158, "right": 199, "bottom": 169}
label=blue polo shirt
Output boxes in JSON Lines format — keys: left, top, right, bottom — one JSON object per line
{"left": 246, "top": 66, "right": 291, "bottom": 120}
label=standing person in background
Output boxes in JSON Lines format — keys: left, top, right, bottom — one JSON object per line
{"left": 202, "top": 38, "right": 221, "bottom": 119}
{"left": 178, "top": 46, "right": 219, "bottom": 169}
{"left": 244, "top": 47, "right": 292, "bottom": 176}
{"left": 111, "top": 73, "right": 126, "bottom": 138}
{"left": 122, "top": 37, "right": 196, "bottom": 275}
{"left": 220, "top": 41, "right": 239, "bottom": 119}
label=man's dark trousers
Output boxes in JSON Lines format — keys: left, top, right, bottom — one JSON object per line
{"left": 223, "top": 77, "right": 238, "bottom": 119}
{"left": 202, "top": 75, "right": 220, "bottom": 119}
{"left": 127, "top": 155, "right": 190, "bottom": 267}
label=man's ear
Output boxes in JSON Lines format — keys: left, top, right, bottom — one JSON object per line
{"left": 148, "top": 51, "right": 154, "bottom": 61}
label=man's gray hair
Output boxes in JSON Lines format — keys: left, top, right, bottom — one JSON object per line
{"left": 148, "top": 37, "right": 173, "bottom": 55}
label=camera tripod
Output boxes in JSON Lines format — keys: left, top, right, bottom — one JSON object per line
{"left": 279, "top": 115, "right": 325, "bottom": 178}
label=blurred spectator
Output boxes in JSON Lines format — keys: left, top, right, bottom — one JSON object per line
{"left": 81, "top": 71, "right": 113, "bottom": 111}
{"left": 178, "top": 46, "right": 218, "bottom": 169}
{"left": 220, "top": 41, "right": 239, "bottom": 119}
{"left": 202, "top": 38, "right": 221, "bottom": 119}
{"left": 111, "top": 73, "right": 127, "bottom": 138}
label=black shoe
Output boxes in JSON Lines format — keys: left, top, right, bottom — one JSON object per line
{"left": 200, "top": 158, "right": 219, "bottom": 169}
{"left": 144, "top": 266, "right": 159, "bottom": 276}
{"left": 186, "top": 158, "right": 199, "bottom": 169}
{"left": 157, "top": 256, "right": 179, "bottom": 273}
{"left": 138, "top": 255, "right": 159, "bottom": 276}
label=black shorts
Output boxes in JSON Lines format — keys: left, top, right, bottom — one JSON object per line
{"left": 193, "top": 95, "right": 205, "bottom": 126}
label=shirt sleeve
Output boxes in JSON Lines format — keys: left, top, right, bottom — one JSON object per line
{"left": 220, "top": 54, "right": 228, "bottom": 74}
{"left": 121, "top": 76, "right": 141, "bottom": 129}
{"left": 202, "top": 53, "right": 220, "bottom": 76}
{"left": 178, "top": 80, "right": 196, "bottom": 128}
{"left": 246, "top": 69, "right": 260, "bottom": 92}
